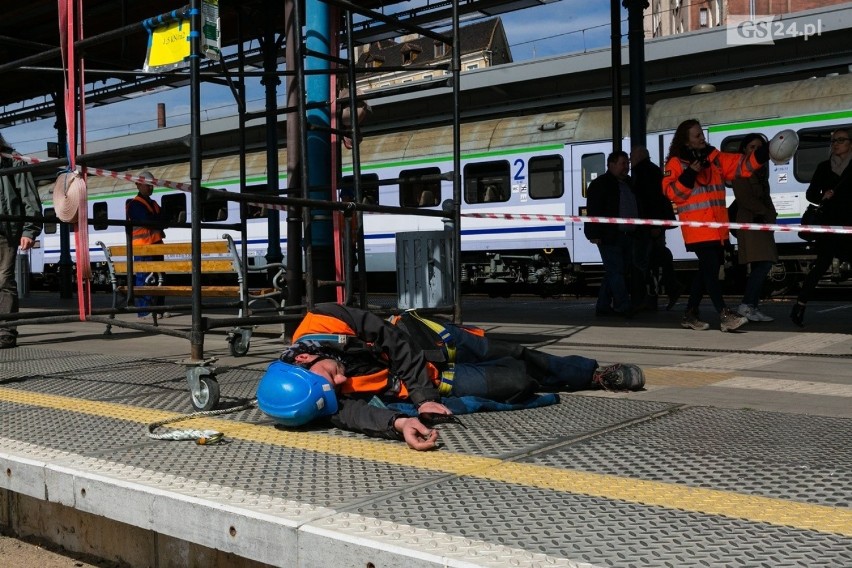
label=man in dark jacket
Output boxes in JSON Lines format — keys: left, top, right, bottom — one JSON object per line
{"left": 584, "top": 150, "right": 646, "bottom": 315}
{"left": 0, "top": 133, "right": 42, "bottom": 348}
{"left": 263, "top": 303, "right": 645, "bottom": 451}
{"left": 631, "top": 146, "right": 681, "bottom": 310}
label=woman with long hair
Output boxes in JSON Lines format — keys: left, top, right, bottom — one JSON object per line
{"left": 790, "top": 128, "right": 852, "bottom": 326}
{"left": 732, "top": 133, "right": 777, "bottom": 322}
{"left": 662, "top": 119, "right": 769, "bottom": 332}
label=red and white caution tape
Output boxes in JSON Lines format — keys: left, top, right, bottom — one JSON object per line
{"left": 459, "top": 211, "right": 852, "bottom": 236}
{"left": 6, "top": 149, "right": 850, "bottom": 235}
{"left": 0, "top": 152, "right": 192, "bottom": 192}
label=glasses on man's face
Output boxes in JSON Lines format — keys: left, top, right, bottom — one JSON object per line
{"left": 831, "top": 137, "right": 850, "bottom": 144}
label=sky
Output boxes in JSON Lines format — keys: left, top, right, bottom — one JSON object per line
{"left": 3, "top": 1, "right": 617, "bottom": 156}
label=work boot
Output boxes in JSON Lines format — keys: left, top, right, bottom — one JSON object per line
{"left": 720, "top": 308, "right": 748, "bottom": 332}
{"left": 790, "top": 302, "right": 806, "bottom": 328}
{"left": 592, "top": 363, "right": 645, "bottom": 391}
{"left": 681, "top": 309, "right": 709, "bottom": 331}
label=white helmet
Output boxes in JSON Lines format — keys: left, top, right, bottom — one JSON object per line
{"left": 768, "top": 129, "right": 799, "bottom": 164}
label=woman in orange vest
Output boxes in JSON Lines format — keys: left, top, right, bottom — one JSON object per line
{"left": 269, "top": 303, "right": 644, "bottom": 450}
{"left": 663, "top": 119, "right": 768, "bottom": 332}
{"left": 126, "top": 170, "right": 166, "bottom": 320}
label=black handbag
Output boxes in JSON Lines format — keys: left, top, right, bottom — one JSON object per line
{"left": 798, "top": 204, "right": 825, "bottom": 242}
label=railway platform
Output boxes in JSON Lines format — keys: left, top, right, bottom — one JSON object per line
{"left": 0, "top": 292, "right": 850, "bottom": 567}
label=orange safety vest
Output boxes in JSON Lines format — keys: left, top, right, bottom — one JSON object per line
{"left": 663, "top": 149, "right": 761, "bottom": 245}
{"left": 126, "top": 195, "right": 164, "bottom": 246}
{"left": 292, "top": 311, "right": 446, "bottom": 399}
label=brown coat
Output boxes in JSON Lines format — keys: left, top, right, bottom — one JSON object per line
{"left": 732, "top": 170, "right": 778, "bottom": 265}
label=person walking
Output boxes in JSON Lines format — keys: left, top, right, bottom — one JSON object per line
{"left": 584, "top": 151, "right": 648, "bottom": 315}
{"left": 732, "top": 133, "right": 777, "bottom": 322}
{"left": 126, "top": 170, "right": 166, "bottom": 320}
{"left": 790, "top": 128, "right": 852, "bottom": 327}
{"left": 0, "top": 132, "right": 43, "bottom": 348}
{"left": 631, "top": 145, "right": 681, "bottom": 310}
{"left": 663, "top": 119, "right": 768, "bottom": 332}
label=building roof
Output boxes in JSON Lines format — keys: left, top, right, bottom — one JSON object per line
{"left": 357, "top": 18, "right": 511, "bottom": 68}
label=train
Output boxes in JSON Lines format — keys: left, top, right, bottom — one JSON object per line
{"left": 29, "top": 72, "right": 852, "bottom": 294}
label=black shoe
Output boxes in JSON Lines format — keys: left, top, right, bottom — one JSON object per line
{"left": 790, "top": 303, "right": 805, "bottom": 328}
{"left": 592, "top": 363, "right": 645, "bottom": 391}
{"left": 0, "top": 335, "right": 17, "bottom": 349}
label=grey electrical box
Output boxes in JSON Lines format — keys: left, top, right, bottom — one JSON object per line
{"left": 396, "top": 230, "right": 453, "bottom": 309}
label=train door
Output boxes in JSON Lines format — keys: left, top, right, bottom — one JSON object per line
{"left": 570, "top": 142, "right": 612, "bottom": 263}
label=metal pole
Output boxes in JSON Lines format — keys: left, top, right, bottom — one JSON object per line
{"left": 610, "top": 0, "right": 623, "bottom": 152}
{"left": 189, "top": 0, "right": 204, "bottom": 360}
{"left": 284, "top": 0, "right": 304, "bottom": 324}
{"left": 624, "top": 0, "right": 649, "bottom": 148}
{"left": 262, "top": 0, "right": 283, "bottom": 276}
{"left": 452, "top": 1, "right": 462, "bottom": 323}
{"left": 305, "top": 0, "right": 335, "bottom": 304}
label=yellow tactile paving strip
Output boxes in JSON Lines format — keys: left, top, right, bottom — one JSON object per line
{"left": 644, "top": 367, "right": 736, "bottom": 387}
{"left": 1, "top": 386, "right": 850, "bottom": 537}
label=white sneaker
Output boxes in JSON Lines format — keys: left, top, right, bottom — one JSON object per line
{"left": 737, "top": 303, "right": 774, "bottom": 322}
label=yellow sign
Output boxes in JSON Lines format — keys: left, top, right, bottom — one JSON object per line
{"left": 144, "top": 19, "right": 190, "bottom": 72}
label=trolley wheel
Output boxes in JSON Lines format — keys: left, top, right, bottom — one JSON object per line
{"left": 190, "top": 376, "right": 220, "bottom": 411}
{"left": 227, "top": 327, "right": 252, "bottom": 357}
{"left": 229, "top": 337, "right": 250, "bottom": 357}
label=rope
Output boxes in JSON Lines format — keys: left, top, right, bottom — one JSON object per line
{"left": 146, "top": 400, "right": 257, "bottom": 445}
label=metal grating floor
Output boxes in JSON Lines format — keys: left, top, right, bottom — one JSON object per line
{"left": 0, "top": 347, "right": 850, "bottom": 567}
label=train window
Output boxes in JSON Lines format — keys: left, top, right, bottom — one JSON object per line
{"left": 720, "top": 135, "right": 746, "bottom": 153}
{"left": 44, "top": 207, "right": 57, "bottom": 234}
{"left": 463, "top": 161, "right": 510, "bottom": 204}
{"left": 580, "top": 153, "right": 605, "bottom": 198}
{"left": 92, "top": 202, "right": 108, "bottom": 231}
{"left": 340, "top": 173, "right": 380, "bottom": 205}
{"left": 794, "top": 125, "right": 852, "bottom": 183}
{"left": 528, "top": 155, "right": 564, "bottom": 199}
{"left": 201, "top": 189, "right": 229, "bottom": 222}
{"left": 161, "top": 193, "right": 187, "bottom": 225}
{"left": 399, "top": 167, "right": 441, "bottom": 207}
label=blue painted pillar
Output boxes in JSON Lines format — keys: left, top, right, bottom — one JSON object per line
{"left": 305, "top": 0, "right": 335, "bottom": 301}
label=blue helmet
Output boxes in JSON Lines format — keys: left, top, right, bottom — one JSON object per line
{"left": 255, "top": 361, "right": 339, "bottom": 426}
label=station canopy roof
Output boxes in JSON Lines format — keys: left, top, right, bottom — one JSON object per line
{"left": 0, "top": 0, "right": 560, "bottom": 122}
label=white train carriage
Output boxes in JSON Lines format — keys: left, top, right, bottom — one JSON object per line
{"left": 31, "top": 73, "right": 852, "bottom": 292}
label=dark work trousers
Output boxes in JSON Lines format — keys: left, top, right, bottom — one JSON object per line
{"left": 649, "top": 230, "right": 678, "bottom": 297}
{"left": 686, "top": 241, "right": 727, "bottom": 314}
{"left": 0, "top": 233, "right": 18, "bottom": 339}
{"left": 443, "top": 322, "right": 598, "bottom": 403}
{"left": 742, "top": 260, "right": 773, "bottom": 307}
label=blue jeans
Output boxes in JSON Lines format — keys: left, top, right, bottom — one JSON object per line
{"left": 742, "top": 260, "right": 772, "bottom": 307}
{"left": 597, "top": 233, "right": 633, "bottom": 312}
{"left": 443, "top": 323, "right": 598, "bottom": 402}
{"left": 133, "top": 255, "right": 164, "bottom": 317}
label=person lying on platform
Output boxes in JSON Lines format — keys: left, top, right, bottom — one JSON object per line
{"left": 255, "top": 303, "right": 645, "bottom": 451}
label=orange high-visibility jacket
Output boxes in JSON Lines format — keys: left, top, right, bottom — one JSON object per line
{"left": 126, "top": 195, "right": 164, "bottom": 246}
{"left": 293, "top": 310, "right": 443, "bottom": 400}
{"left": 663, "top": 149, "right": 761, "bottom": 245}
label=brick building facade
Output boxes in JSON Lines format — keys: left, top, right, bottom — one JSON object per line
{"left": 645, "top": 0, "right": 851, "bottom": 38}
